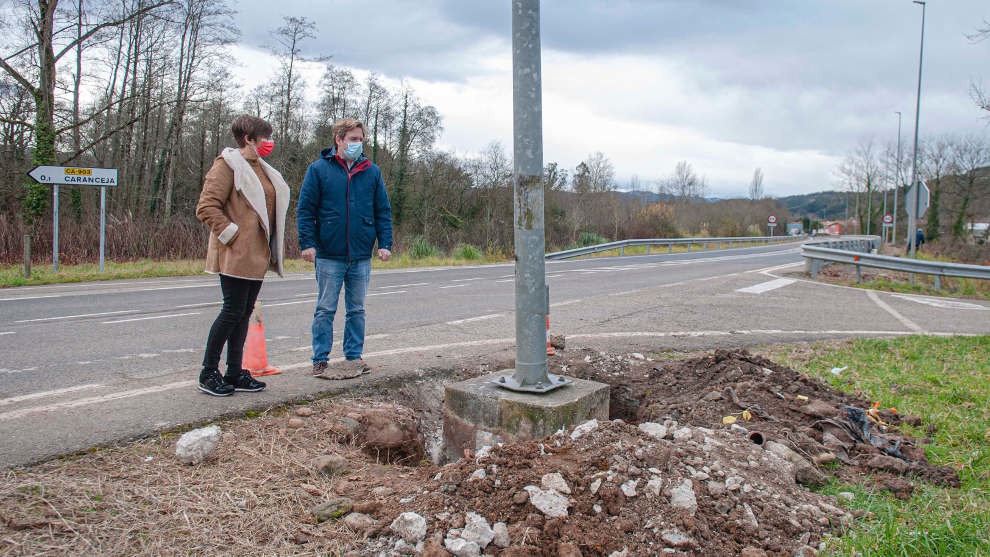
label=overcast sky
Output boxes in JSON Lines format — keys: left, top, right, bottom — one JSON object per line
{"left": 227, "top": 1, "right": 990, "bottom": 198}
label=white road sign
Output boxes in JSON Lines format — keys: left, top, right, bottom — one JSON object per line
{"left": 905, "top": 180, "right": 929, "bottom": 218}
{"left": 768, "top": 215, "right": 777, "bottom": 224}
{"left": 28, "top": 166, "right": 118, "bottom": 186}
{"left": 883, "top": 214, "right": 893, "bottom": 224}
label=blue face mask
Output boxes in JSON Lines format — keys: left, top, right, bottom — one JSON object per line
{"left": 343, "top": 141, "right": 362, "bottom": 160}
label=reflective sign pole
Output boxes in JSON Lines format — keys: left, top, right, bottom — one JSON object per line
{"left": 53, "top": 184, "right": 59, "bottom": 272}
{"left": 100, "top": 185, "right": 106, "bottom": 272}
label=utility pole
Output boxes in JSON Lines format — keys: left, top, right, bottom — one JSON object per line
{"left": 908, "top": 1, "right": 926, "bottom": 257}
{"left": 894, "top": 111, "right": 902, "bottom": 244}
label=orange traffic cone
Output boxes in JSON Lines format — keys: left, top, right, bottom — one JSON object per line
{"left": 546, "top": 314, "right": 555, "bottom": 356}
{"left": 243, "top": 301, "right": 281, "bottom": 377}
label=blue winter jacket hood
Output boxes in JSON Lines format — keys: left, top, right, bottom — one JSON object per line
{"left": 297, "top": 146, "right": 393, "bottom": 261}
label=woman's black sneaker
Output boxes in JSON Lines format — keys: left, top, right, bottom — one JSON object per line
{"left": 198, "top": 369, "right": 234, "bottom": 396}
{"left": 224, "top": 370, "right": 266, "bottom": 392}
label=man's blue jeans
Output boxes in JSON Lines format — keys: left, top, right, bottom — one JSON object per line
{"left": 312, "top": 257, "right": 371, "bottom": 362}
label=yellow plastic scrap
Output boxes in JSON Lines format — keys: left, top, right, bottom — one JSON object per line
{"left": 796, "top": 395, "right": 809, "bottom": 402}
{"left": 722, "top": 415, "right": 737, "bottom": 425}
{"left": 741, "top": 410, "right": 752, "bottom": 421}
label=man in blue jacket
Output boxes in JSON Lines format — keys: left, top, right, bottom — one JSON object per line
{"left": 298, "top": 118, "right": 393, "bottom": 377}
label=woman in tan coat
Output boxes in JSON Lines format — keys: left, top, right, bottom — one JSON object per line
{"left": 194, "top": 115, "right": 290, "bottom": 396}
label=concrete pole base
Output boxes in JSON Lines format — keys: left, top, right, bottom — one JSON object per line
{"left": 442, "top": 370, "right": 609, "bottom": 463}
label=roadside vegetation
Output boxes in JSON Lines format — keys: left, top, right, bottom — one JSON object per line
{"left": 764, "top": 335, "right": 990, "bottom": 557}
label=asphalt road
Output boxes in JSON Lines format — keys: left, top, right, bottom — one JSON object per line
{"left": 1, "top": 240, "right": 987, "bottom": 467}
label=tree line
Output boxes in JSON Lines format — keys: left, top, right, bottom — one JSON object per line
{"left": 0, "top": 1, "right": 791, "bottom": 265}
{"left": 835, "top": 134, "right": 990, "bottom": 243}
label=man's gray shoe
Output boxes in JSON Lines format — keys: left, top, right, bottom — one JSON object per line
{"left": 312, "top": 361, "right": 328, "bottom": 376}
{"left": 314, "top": 358, "right": 370, "bottom": 380}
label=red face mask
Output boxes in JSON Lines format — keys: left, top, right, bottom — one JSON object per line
{"left": 256, "top": 139, "right": 274, "bottom": 157}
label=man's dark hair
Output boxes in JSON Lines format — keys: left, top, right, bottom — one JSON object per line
{"left": 231, "top": 115, "right": 274, "bottom": 147}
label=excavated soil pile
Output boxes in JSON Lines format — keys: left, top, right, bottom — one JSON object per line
{"left": 563, "top": 348, "right": 958, "bottom": 493}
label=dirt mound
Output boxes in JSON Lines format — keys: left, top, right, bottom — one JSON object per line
{"left": 359, "top": 419, "right": 844, "bottom": 556}
{"left": 564, "top": 348, "right": 959, "bottom": 489}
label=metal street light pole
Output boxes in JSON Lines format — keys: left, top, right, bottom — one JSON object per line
{"left": 497, "top": 0, "right": 567, "bottom": 393}
{"left": 908, "top": 0, "right": 926, "bottom": 258}
{"left": 894, "top": 111, "right": 902, "bottom": 244}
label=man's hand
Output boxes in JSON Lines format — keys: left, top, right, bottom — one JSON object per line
{"left": 301, "top": 248, "right": 316, "bottom": 263}
{"left": 377, "top": 248, "right": 391, "bottom": 262}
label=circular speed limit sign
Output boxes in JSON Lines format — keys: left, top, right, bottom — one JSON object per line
{"left": 883, "top": 214, "right": 893, "bottom": 224}
{"left": 768, "top": 215, "right": 777, "bottom": 224}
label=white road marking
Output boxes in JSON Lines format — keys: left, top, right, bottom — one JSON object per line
{"left": 376, "top": 282, "right": 428, "bottom": 289}
{"left": 755, "top": 261, "right": 804, "bottom": 275}
{"left": 569, "top": 329, "right": 918, "bottom": 341}
{"left": 736, "top": 278, "right": 797, "bottom": 294}
{"left": 865, "top": 290, "right": 925, "bottom": 333}
{"left": 495, "top": 279, "right": 514, "bottom": 283}
{"left": 173, "top": 301, "right": 222, "bottom": 309}
{"left": 102, "top": 312, "right": 200, "bottom": 324}
{"left": 264, "top": 300, "right": 312, "bottom": 307}
{"left": 451, "top": 277, "right": 485, "bottom": 282}
{"left": 890, "top": 294, "right": 990, "bottom": 310}
{"left": 280, "top": 338, "right": 516, "bottom": 370}
{"left": 440, "top": 284, "right": 466, "bottom": 289}
{"left": 0, "top": 380, "right": 196, "bottom": 421}
{"left": 446, "top": 313, "right": 503, "bottom": 325}
{"left": 15, "top": 309, "right": 137, "bottom": 323}
{"left": 550, "top": 299, "right": 583, "bottom": 308}
{"left": 0, "top": 384, "right": 103, "bottom": 407}
{"left": 161, "top": 348, "right": 196, "bottom": 353}
{"left": 0, "top": 331, "right": 14, "bottom": 336}
{"left": 0, "top": 367, "right": 37, "bottom": 375}
{"left": 367, "top": 290, "right": 407, "bottom": 296}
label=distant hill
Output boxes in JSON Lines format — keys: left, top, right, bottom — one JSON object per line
{"left": 777, "top": 191, "right": 851, "bottom": 220}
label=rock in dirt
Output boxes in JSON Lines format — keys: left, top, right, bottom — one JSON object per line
{"left": 175, "top": 425, "right": 221, "bottom": 465}
{"left": 765, "top": 441, "right": 826, "bottom": 486}
{"left": 550, "top": 334, "right": 566, "bottom": 350}
{"left": 295, "top": 406, "right": 314, "bottom": 417}
{"left": 838, "top": 491, "right": 855, "bottom": 502}
{"left": 793, "top": 546, "right": 819, "bottom": 557}
{"left": 661, "top": 529, "right": 696, "bottom": 549}
{"left": 343, "top": 512, "right": 377, "bottom": 533}
{"left": 523, "top": 486, "right": 569, "bottom": 518}
{"left": 355, "top": 405, "right": 425, "bottom": 463}
{"left": 287, "top": 418, "right": 304, "bottom": 428}
{"left": 638, "top": 422, "right": 668, "bottom": 440}
{"left": 512, "top": 489, "right": 529, "bottom": 505}
{"left": 444, "top": 535, "right": 481, "bottom": 557}
{"left": 866, "top": 455, "right": 908, "bottom": 474}
{"left": 557, "top": 542, "right": 582, "bottom": 556}
{"left": 541, "top": 472, "right": 571, "bottom": 494}
{"left": 492, "top": 522, "right": 510, "bottom": 548}
{"left": 423, "top": 538, "right": 453, "bottom": 557}
{"left": 327, "top": 416, "right": 361, "bottom": 440}
{"left": 669, "top": 478, "right": 697, "bottom": 516}
{"left": 796, "top": 399, "right": 839, "bottom": 419}
{"left": 390, "top": 512, "right": 428, "bottom": 544}
{"left": 570, "top": 419, "right": 598, "bottom": 440}
{"left": 312, "top": 454, "right": 348, "bottom": 475}
{"left": 741, "top": 547, "right": 768, "bottom": 557}
{"left": 461, "top": 512, "right": 495, "bottom": 549}
{"left": 310, "top": 497, "right": 352, "bottom": 522}
{"left": 620, "top": 479, "right": 638, "bottom": 497}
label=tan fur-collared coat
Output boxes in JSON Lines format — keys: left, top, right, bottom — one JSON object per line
{"left": 195, "top": 148, "right": 290, "bottom": 280}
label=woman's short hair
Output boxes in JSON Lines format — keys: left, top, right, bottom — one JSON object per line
{"left": 231, "top": 115, "right": 273, "bottom": 147}
{"left": 332, "top": 118, "right": 365, "bottom": 142}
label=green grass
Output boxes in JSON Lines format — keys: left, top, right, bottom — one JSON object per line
{"left": 0, "top": 251, "right": 512, "bottom": 288}
{"left": 586, "top": 240, "right": 772, "bottom": 258}
{"left": 764, "top": 335, "right": 990, "bottom": 557}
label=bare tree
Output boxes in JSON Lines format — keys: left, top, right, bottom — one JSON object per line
{"left": 749, "top": 168, "right": 764, "bottom": 200}
{"left": 948, "top": 134, "right": 990, "bottom": 238}
{"left": 967, "top": 19, "right": 990, "bottom": 114}
{"left": 661, "top": 160, "right": 707, "bottom": 199}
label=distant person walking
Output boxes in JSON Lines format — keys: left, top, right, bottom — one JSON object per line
{"left": 194, "top": 115, "right": 289, "bottom": 396}
{"left": 915, "top": 228, "right": 925, "bottom": 248}
{"left": 297, "top": 118, "right": 393, "bottom": 378}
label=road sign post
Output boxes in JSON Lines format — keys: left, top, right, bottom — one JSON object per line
{"left": 27, "top": 166, "right": 119, "bottom": 273}
{"left": 768, "top": 215, "right": 777, "bottom": 238}
{"left": 905, "top": 180, "right": 929, "bottom": 257}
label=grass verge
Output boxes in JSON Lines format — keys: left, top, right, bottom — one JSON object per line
{"left": 0, "top": 253, "right": 510, "bottom": 288}
{"left": 763, "top": 335, "right": 990, "bottom": 557}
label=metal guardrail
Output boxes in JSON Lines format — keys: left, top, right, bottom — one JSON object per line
{"left": 545, "top": 235, "right": 803, "bottom": 261}
{"left": 802, "top": 235, "right": 990, "bottom": 289}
